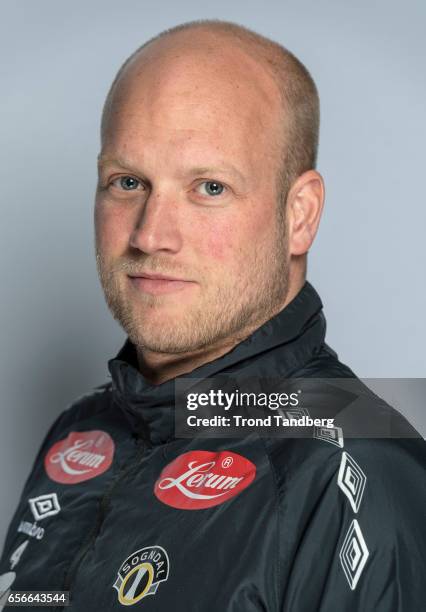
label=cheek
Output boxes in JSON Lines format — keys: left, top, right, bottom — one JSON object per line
{"left": 202, "top": 222, "right": 235, "bottom": 262}
{"left": 94, "top": 201, "right": 129, "bottom": 255}
{"left": 199, "top": 216, "right": 261, "bottom": 264}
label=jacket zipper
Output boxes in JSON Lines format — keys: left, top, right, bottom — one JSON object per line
{"left": 55, "top": 434, "right": 150, "bottom": 611}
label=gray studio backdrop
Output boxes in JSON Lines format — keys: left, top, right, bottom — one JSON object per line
{"left": 1, "top": 0, "right": 425, "bottom": 548}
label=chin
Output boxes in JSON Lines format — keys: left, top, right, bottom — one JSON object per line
{"left": 128, "top": 330, "right": 199, "bottom": 354}
{"left": 120, "top": 311, "right": 195, "bottom": 354}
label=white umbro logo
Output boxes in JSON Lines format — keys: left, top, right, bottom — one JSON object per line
{"left": 28, "top": 493, "right": 61, "bottom": 521}
{"left": 339, "top": 519, "right": 369, "bottom": 590}
{"left": 337, "top": 452, "right": 367, "bottom": 513}
{"left": 313, "top": 425, "right": 344, "bottom": 448}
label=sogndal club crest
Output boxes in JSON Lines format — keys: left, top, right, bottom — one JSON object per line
{"left": 113, "top": 545, "right": 169, "bottom": 606}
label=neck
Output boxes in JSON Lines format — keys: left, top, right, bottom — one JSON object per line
{"left": 136, "top": 335, "right": 244, "bottom": 385}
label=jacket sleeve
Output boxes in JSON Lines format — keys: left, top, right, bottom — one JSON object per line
{"left": 0, "top": 408, "right": 69, "bottom": 558}
{"left": 278, "top": 437, "right": 426, "bottom": 612}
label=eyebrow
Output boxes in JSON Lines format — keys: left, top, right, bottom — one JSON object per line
{"left": 97, "top": 156, "right": 246, "bottom": 185}
{"left": 185, "top": 165, "right": 246, "bottom": 183}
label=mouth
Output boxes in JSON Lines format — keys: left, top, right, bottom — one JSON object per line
{"left": 128, "top": 273, "right": 195, "bottom": 296}
{"left": 130, "top": 272, "right": 187, "bottom": 281}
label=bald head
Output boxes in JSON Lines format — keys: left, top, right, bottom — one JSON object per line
{"left": 101, "top": 19, "right": 320, "bottom": 202}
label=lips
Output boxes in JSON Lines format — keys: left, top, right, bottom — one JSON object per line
{"left": 128, "top": 273, "right": 195, "bottom": 295}
{"left": 129, "top": 272, "right": 186, "bottom": 282}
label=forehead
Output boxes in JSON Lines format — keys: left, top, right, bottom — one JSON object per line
{"left": 102, "top": 36, "right": 283, "bottom": 172}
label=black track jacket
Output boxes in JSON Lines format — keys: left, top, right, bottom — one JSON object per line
{"left": 1, "top": 281, "right": 425, "bottom": 611}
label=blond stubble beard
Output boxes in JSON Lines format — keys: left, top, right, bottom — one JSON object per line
{"left": 95, "top": 214, "right": 289, "bottom": 354}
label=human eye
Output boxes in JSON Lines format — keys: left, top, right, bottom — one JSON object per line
{"left": 195, "top": 181, "right": 227, "bottom": 198}
{"left": 110, "top": 175, "right": 145, "bottom": 191}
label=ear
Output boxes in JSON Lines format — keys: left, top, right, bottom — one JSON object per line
{"left": 285, "top": 170, "right": 325, "bottom": 256}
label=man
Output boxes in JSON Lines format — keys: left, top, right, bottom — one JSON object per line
{"left": 0, "top": 19, "right": 425, "bottom": 611}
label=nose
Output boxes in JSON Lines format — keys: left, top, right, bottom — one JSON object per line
{"left": 129, "top": 188, "right": 183, "bottom": 255}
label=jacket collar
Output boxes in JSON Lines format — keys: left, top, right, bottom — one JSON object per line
{"left": 108, "top": 280, "right": 326, "bottom": 444}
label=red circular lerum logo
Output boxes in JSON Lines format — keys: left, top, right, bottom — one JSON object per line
{"left": 154, "top": 450, "right": 256, "bottom": 510}
{"left": 44, "top": 430, "right": 114, "bottom": 484}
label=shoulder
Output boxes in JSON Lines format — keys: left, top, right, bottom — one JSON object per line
{"left": 296, "top": 344, "right": 423, "bottom": 438}
{"left": 265, "top": 408, "right": 424, "bottom": 509}
{"left": 32, "top": 381, "right": 114, "bottom": 462}
{"left": 52, "top": 381, "right": 113, "bottom": 432}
